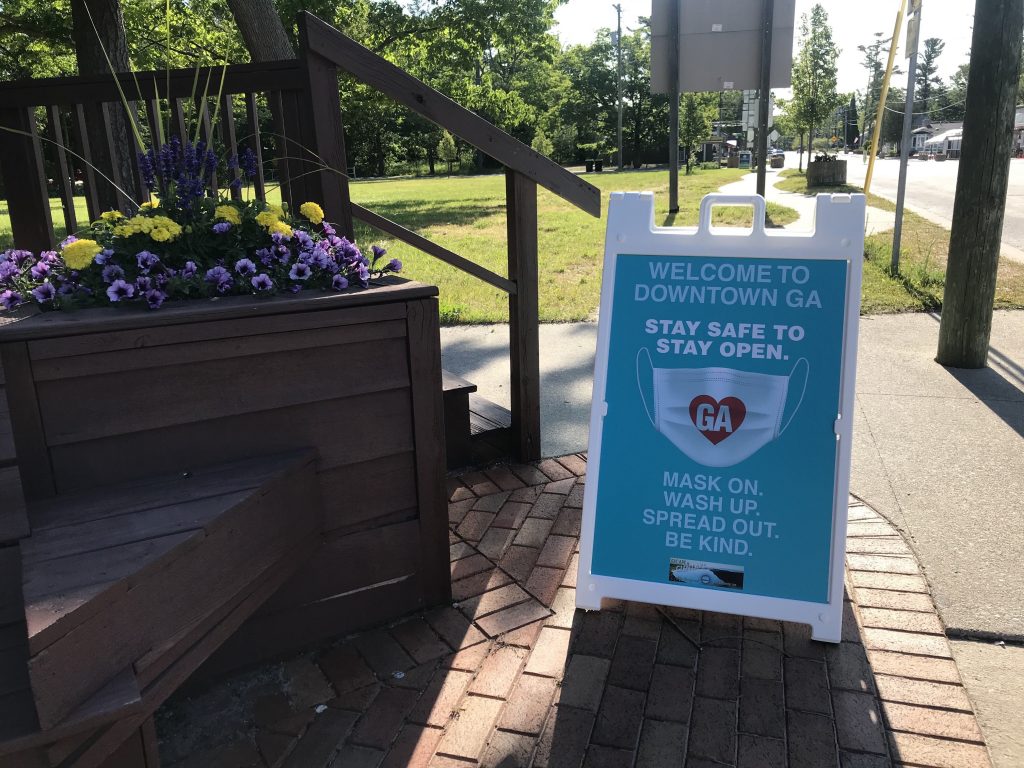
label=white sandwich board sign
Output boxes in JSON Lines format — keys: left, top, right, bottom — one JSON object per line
{"left": 577, "top": 192, "right": 865, "bottom": 642}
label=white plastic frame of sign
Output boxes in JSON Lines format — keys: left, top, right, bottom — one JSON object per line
{"left": 577, "top": 192, "right": 866, "bottom": 643}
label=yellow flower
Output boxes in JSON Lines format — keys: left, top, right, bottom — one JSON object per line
{"left": 299, "top": 202, "right": 324, "bottom": 224}
{"left": 269, "top": 221, "right": 293, "bottom": 238}
{"left": 269, "top": 204, "right": 285, "bottom": 217}
{"left": 140, "top": 201, "right": 156, "bottom": 210}
{"left": 62, "top": 238, "right": 103, "bottom": 270}
{"left": 114, "top": 215, "right": 182, "bottom": 242}
{"left": 215, "top": 204, "right": 242, "bottom": 225}
{"left": 100, "top": 210, "right": 124, "bottom": 222}
{"left": 255, "top": 211, "right": 278, "bottom": 228}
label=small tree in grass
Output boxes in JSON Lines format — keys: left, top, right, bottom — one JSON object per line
{"left": 531, "top": 128, "right": 554, "bottom": 157}
{"left": 437, "top": 131, "right": 458, "bottom": 176}
{"left": 680, "top": 93, "right": 717, "bottom": 175}
{"left": 791, "top": 4, "right": 841, "bottom": 164}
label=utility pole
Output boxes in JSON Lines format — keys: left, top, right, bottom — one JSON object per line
{"left": 865, "top": 0, "right": 906, "bottom": 194}
{"left": 668, "top": 0, "right": 680, "bottom": 213}
{"left": 937, "top": 0, "right": 1024, "bottom": 368}
{"left": 614, "top": 4, "right": 624, "bottom": 171}
{"left": 891, "top": 0, "right": 921, "bottom": 274}
{"left": 755, "top": 0, "right": 775, "bottom": 197}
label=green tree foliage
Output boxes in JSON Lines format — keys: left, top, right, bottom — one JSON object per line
{"left": 915, "top": 37, "right": 946, "bottom": 116}
{"left": 437, "top": 130, "right": 458, "bottom": 175}
{"left": 531, "top": 127, "right": 553, "bottom": 157}
{"left": 790, "top": 4, "right": 841, "bottom": 159}
{"left": 679, "top": 93, "right": 716, "bottom": 174}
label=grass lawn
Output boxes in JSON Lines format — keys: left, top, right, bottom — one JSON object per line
{"left": 774, "top": 169, "right": 1024, "bottom": 313}
{"left": 0, "top": 167, "right": 797, "bottom": 324}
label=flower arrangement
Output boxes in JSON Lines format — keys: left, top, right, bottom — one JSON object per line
{"left": 0, "top": 136, "right": 401, "bottom": 312}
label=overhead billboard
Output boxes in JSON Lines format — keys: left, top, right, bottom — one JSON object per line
{"left": 651, "top": 0, "right": 796, "bottom": 93}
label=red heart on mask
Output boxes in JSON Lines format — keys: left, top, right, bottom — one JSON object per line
{"left": 689, "top": 396, "right": 747, "bottom": 444}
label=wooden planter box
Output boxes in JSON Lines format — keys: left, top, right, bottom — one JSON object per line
{"left": 0, "top": 278, "right": 451, "bottom": 672}
{"left": 807, "top": 159, "right": 848, "bottom": 187}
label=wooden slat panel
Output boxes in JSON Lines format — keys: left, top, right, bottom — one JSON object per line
{"left": 169, "top": 97, "right": 188, "bottom": 143}
{"left": 48, "top": 387, "right": 413, "bottom": 493}
{"left": 28, "top": 299, "right": 406, "bottom": 361}
{"left": 219, "top": 94, "right": 242, "bottom": 200}
{"left": 406, "top": 298, "right": 451, "bottom": 605}
{"left": 0, "top": 343, "right": 54, "bottom": 500}
{"left": 0, "top": 107, "right": 54, "bottom": 252}
{"left": 318, "top": 451, "right": 417, "bottom": 531}
{"left": 352, "top": 203, "right": 516, "bottom": 294}
{"left": 37, "top": 336, "right": 409, "bottom": 446}
{"left": 206, "top": 572, "right": 423, "bottom": 674}
{"left": 0, "top": 278, "right": 435, "bottom": 344}
{"left": 0, "top": 386, "right": 17, "bottom": 464}
{"left": 298, "top": 11, "right": 600, "bottom": 217}
{"left": 31, "top": 318, "right": 406, "bottom": 382}
{"left": 71, "top": 104, "right": 101, "bottom": 222}
{"left": 0, "top": 467, "right": 29, "bottom": 544}
{"left": 46, "top": 105, "right": 78, "bottom": 235}
{"left": 244, "top": 92, "right": 266, "bottom": 200}
{"left": 0, "top": 61, "right": 304, "bottom": 108}
{"left": 260, "top": 518, "right": 419, "bottom": 614}
{"left": 27, "top": 454, "right": 319, "bottom": 729}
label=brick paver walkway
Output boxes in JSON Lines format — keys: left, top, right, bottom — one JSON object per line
{"left": 159, "top": 455, "right": 991, "bottom": 768}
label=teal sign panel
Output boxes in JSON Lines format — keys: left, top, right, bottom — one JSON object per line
{"left": 591, "top": 253, "right": 848, "bottom": 604}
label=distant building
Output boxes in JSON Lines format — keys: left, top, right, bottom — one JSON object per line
{"left": 908, "top": 119, "right": 964, "bottom": 157}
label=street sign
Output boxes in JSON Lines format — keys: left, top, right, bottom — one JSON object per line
{"left": 651, "top": 0, "right": 796, "bottom": 93}
{"left": 578, "top": 192, "right": 866, "bottom": 642}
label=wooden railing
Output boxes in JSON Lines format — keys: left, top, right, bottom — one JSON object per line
{"left": 0, "top": 11, "right": 601, "bottom": 462}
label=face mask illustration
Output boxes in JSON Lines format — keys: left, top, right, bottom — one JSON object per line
{"left": 636, "top": 348, "right": 809, "bottom": 468}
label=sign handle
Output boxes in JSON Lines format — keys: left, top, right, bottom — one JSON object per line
{"left": 698, "top": 194, "right": 768, "bottom": 236}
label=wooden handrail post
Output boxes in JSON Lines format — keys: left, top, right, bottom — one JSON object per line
{"left": 297, "top": 14, "right": 355, "bottom": 240}
{"left": 506, "top": 169, "right": 541, "bottom": 462}
{"left": 0, "top": 107, "right": 54, "bottom": 252}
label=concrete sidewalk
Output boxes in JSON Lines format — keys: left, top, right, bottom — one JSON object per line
{"left": 440, "top": 310, "right": 1024, "bottom": 766}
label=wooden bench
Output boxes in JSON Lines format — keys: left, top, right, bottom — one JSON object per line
{"left": 0, "top": 450, "right": 322, "bottom": 767}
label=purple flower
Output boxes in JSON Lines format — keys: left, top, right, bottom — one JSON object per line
{"left": 145, "top": 289, "right": 167, "bottom": 309}
{"left": 205, "top": 266, "right": 233, "bottom": 294}
{"left": 95, "top": 249, "right": 114, "bottom": 265}
{"left": 138, "top": 149, "right": 156, "bottom": 191}
{"left": 272, "top": 230, "right": 292, "bottom": 244}
{"left": 31, "top": 282, "right": 56, "bottom": 304}
{"left": 1, "top": 289, "right": 24, "bottom": 309}
{"left": 239, "top": 147, "right": 258, "bottom": 179}
{"left": 39, "top": 250, "right": 59, "bottom": 265}
{"left": 212, "top": 222, "right": 232, "bottom": 234}
{"left": 289, "top": 262, "right": 311, "bottom": 281}
{"left": 60, "top": 235, "right": 77, "bottom": 248}
{"left": 251, "top": 273, "right": 273, "bottom": 292}
{"left": 234, "top": 258, "right": 256, "bottom": 276}
{"left": 102, "top": 264, "right": 125, "bottom": 283}
{"left": 106, "top": 279, "right": 134, "bottom": 302}
{"left": 386, "top": 258, "right": 402, "bottom": 273}
{"left": 371, "top": 244, "right": 387, "bottom": 262}
{"left": 289, "top": 284, "right": 303, "bottom": 294}
{"left": 136, "top": 250, "right": 160, "bottom": 273}
{"left": 256, "top": 247, "right": 273, "bottom": 266}
{"left": 135, "top": 276, "right": 153, "bottom": 292}
{"left": 331, "top": 274, "right": 349, "bottom": 291}
{"left": 322, "top": 221, "right": 336, "bottom": 236}
{"left": 358, "top": 265, "right": 370, "bottom": 286}
{"left": 0, "top": 261, "right": 20, "bottom": 282}
{"left": 182, "top": 261, "right": 198, "bottom": 279}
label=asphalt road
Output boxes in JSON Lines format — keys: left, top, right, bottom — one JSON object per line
{"left": 794, "top": 150, "right": 1024, "bottom": 258}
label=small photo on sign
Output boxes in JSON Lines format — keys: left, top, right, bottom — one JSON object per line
{"left": 668, "top": 559, "right": 745, "bottom": 590}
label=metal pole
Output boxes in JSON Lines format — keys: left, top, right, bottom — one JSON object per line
{"left": 892, "top": 0, "right": 921, "bottom": 273}
{"left": 756, "top": 0, "right": 774, "bottom": 197}
{"left": 668, "top": 0, "right": 680, "bottom": 213}
{"left": 615, "top": 4, "right": 624, "bottom": 170}
{"left": 865, "top": 0, "right": 907, "bottom": 194}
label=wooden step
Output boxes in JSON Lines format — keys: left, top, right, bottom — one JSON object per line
{"left": 18, "top": 450, "right": 323, "bottom": 733}
{"left": 442, "top": 370, "right": 477, "bottom": 469}
{"left": 441, "top": 369, "right": 514, "bottom": 469}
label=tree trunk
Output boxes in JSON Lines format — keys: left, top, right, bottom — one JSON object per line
{"left": 799, "top": 132, "right": 805, "bottom": 171}
{"left": 226, "top": 0, "right": 294, "bottom": 61}
{"left": 70, "top": 0, "right": 138, "bottom": 214}
{"left": 937, "top": 0, "right": 1024, "bottom": 367}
